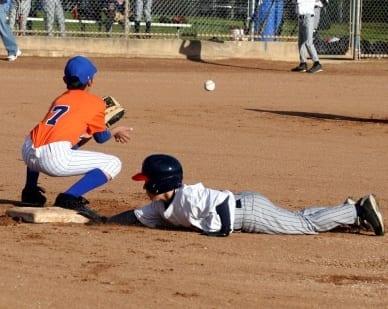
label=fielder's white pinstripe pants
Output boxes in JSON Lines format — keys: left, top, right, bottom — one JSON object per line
{"left": 22, "top": 136, "right": 121, "bottom": 179}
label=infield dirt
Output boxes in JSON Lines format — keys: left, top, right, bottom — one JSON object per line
{"left": 0, "top": 57, "right": 387, "bottom": 308}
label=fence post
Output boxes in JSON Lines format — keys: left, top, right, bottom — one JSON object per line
{"left": 352, "top": 0, "right": 361, "bottom": 60}
{"left": 124, "top": 0, "right": 130, "bottom": 36}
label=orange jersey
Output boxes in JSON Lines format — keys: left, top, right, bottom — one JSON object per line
{"left": 30, "top": 90, "right": 106, "bottom": 148}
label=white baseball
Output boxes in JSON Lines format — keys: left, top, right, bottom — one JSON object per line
{"left": 204, "top": 80, "right": 215, "bottom": 91}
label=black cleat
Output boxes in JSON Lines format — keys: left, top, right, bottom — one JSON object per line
{"left": 291, "top": 62, "right": 307, "bottom": 72}
{"left": 54, "top": 193, "right": 101, "bottom": 223}
{"left": 21, "top": 186, "right": 46, "bottom": 207}
{"left": 357, "top": 194, "right": 384, "bottom": 236}
{"left": 307, "top": 62, "right": 323, "bottom": 73}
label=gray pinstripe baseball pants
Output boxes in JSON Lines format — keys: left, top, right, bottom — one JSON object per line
{"left": 233, "top": 191, "right": 357, "bottom": 234}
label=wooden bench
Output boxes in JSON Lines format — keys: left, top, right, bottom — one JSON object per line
{"left": 26, "top": 17, "right": 192, "bottom": 37}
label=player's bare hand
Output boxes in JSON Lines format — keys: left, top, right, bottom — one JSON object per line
{"left": 111, "top": 126, "right": 132, "bottom": 144}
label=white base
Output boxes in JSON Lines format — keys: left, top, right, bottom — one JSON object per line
{"left": 6, "top": 207, "right": 90, "bottom": 224}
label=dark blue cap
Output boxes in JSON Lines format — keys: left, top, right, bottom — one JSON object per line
{"left": 64, "top": 56, "right": 97, "bottom": 85}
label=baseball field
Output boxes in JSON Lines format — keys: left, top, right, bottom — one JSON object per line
{"left": 1, "top": 56, "right": 387, "bottom": 308}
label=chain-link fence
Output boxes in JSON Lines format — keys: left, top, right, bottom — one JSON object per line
{"left": 359, "top": 0, "right": 388, "bottom": 58}
{"left": 6, "top": 0, "right": 388, "bottom": 58}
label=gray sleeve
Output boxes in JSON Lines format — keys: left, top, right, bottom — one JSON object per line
{"left": 105, "top": 210, "right": 142, "bottom": 225}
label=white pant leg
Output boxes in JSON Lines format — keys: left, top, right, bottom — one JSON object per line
{"left": 54, "top": 0, "right": 65, "bottom": 33}
{"left": 143, "top": 0, "right": 152, "bottom": 22}
{"left": 20, "top": 0, "right": 32, "bottom": 31}
{"left": 314, "top": 6, "right": 321, "bottom": 31}
{"left": 296, "top": 203, "right": 357, "bottom": 232}
{"left": 42, "top": 0, "right": 54, "bottom": 34}
{"left": 298, "top": 14, "right": 320, "bottom": 63}
{"left": 22, "top": 137, "right": 121, "bottom": 179}
{"left": 134, "top": 0, "right": 144, "bottom": 21}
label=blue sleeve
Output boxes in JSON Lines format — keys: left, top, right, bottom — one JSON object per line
{"left": 205, "top": 197, "right": 232, "bottom": 237}
{"left": 93, "top": 130, "right": 111, "bottom": 143}
{"left": 5, "top": 0, "right": 11, "bottom": 11}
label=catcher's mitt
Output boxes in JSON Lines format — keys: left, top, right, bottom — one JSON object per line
{"left": 104, "top": 95, "right": 125, "bottom": 128}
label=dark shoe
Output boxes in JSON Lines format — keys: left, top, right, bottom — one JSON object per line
{"left": 145, "top": 21, "right": 151, "bottom": 33}
{"left": 21, "top": 186, "right": 46, "bottom": 207}
{"left": 291, "top": 63, "right": 307, "bottom": 72}
{"left": 54, "top": 193, "right": 101, "bottom": 223}
{"left": 54, "top": 193, "right": 89, "bottom": 208}
{"left": 307, "top": 62, "right": 323, "bottom": 73}
{"left": 346, "top": 197, "right": 372, "bottom": 231}
{"left": 134, "top": 21, "right": 140, "bottom": 33}
{"left": 357, "top": 194, "right": 384, "bottom": 236}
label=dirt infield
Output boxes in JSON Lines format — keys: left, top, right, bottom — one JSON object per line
{"left": 0, "top": 57, "right": 387, "bottom": 308}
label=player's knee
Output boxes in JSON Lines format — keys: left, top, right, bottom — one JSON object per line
{"left": 105, "top": 156, "right": 122, "bottom": 179}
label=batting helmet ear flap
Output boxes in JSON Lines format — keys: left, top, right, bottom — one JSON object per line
{"left": 144, "top": 176, "right": 182, "bottom": 194}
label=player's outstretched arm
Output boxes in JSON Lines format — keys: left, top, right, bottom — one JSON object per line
{"left": 104, "top": 210, "right": 141, "bottom": 225}
{"left": 110, "top": 126, "right": 133, "bottom": 143}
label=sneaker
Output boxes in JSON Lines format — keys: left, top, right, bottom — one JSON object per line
{"left": 307, "top": 62, "right": 323, "bottom": 73}
{"left": 345, "top": 197, "right": 356, "bottom": 205}
{"left": 54, "top": 193, "right": 101, "bottom": 223}
{"left": 345, "top": 196, "right": 372, "bottom": 231}
{"left": 291, "top": 63, "right": 307, "bottom": 72}
{"left": 21, "top": 186, "right": 46, "bottom": 207}
{"left": 7, "top": 49, "right": 22, "bottom": 62}
{"left": 357, "top": 194, "right": 384, "bottom": 236}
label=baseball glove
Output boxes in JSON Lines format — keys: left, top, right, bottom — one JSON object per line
{"left": 171, "top": 15, "right": 188, "bottom": 24}
{"left": 113, "top": 11, "right": 124, "bottom": 22}
{"left": 104, "top": 95, "right": 125, "bottom": 128}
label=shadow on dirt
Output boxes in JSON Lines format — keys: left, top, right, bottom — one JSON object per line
{"left": 0, "top": 199, "right": 23, "bottom": 206}
{"left": 179, "top": 40, "right": 285, "bottom": 71}
{"left": 247, "top": 108, "right": 388, "bottom": 124}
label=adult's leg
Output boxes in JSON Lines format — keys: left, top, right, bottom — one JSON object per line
{"left": 313, "top": 6, "right": 321, "bottom": 34}
{"left": 0, "top": 3, "right": 19, "bottom": 54}
{"left": 298, "top": 17, "right": 307, "bottom": 63}
{"left": 8, "top": 0, "right": 18, "bottom": 30}
{"left": 42, "top": 0, "right": 54, "bottom": 35}
{"left": 303, "top": 14, "right": 319, "bottom": 62}
{"left": 134, "top": 0, "right": 143, "bottom": 22}
{"left": 55, "top": 0, "right": 65, "bottom": 35}
{"left": 144, "top": 0, "right": 152, "bottom": 22}
{"left": 21, "top": 0, "right": 32, "bottom": 32}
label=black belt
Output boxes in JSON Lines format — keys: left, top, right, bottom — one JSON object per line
{"left": 236, "top": 199, "right": 242, "bottom": 208}
{"left": 299, "top": 14, "right": 314, "bottom": 19}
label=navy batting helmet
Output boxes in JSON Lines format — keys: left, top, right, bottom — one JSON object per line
{"left": 132, "top": 154, "right": 183, "bottom": 194}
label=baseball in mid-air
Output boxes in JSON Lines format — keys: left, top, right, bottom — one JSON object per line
{"left": 204, "top": 79, "right": 215, "bottom": 91}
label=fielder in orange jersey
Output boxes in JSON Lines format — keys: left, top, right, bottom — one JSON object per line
{"left": 20, "top": 55, "right": 131, "bottom": 221}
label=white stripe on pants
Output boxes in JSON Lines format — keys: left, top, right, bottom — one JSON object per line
{"left": 234, "top": 191, "right": 357, "bottom": 234}
{"left": 21, "top": 136, "right": 121, "bottom": 178}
